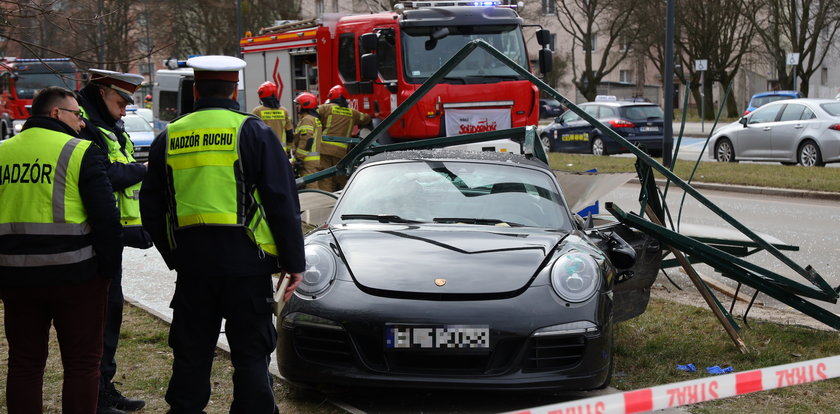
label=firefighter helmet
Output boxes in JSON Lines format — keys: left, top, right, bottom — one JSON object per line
{"left": 145, "top": 95, "right": 152, "bottom": 102}
{"left": 294, "top": 92, "right": 318, "bottom": 109}
{"left": 327, "top": 85, "right": 348, "bottom": 101}
{"left": 258, "top": 81, "right": 278, "bottom": 99}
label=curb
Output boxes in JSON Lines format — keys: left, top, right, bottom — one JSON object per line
{"left": 630, "top": 178, "right": 840, "bottom": 201}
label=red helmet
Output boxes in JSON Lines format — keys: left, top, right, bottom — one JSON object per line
{"left": 294, "top": 92, "right": 318, "bottom": 109}
{"left": 258, "top": 81, "right": 278, "bottom": 99}
{"left": 327, "top": 85, "right": 348, "bottom": 101}
{"left": 145, "top": 95, "right": 152, "bottom": 101}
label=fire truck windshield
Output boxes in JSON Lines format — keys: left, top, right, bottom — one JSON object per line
{"left": 14, "top": 72, "right": 77, "bottom": 99}
{"left": 402, "top": 25, "right": 527, "bottom": 84}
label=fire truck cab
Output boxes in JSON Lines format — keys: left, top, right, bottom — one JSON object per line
{"left": 0, "top": 57, "right": 80, "bottom": 140}
{"left": 240, "top": 1, "right": 552, "bottom": 142}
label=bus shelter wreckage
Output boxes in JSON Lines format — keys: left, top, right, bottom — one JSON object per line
{"left": 295, "top": 39, "right": 840, "bottom": 349}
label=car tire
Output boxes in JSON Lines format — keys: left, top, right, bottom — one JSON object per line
{"left": 798, "top": 140, "right": 825, "bottom": 167}
{"left": 540, "top": 133, "right": 551, "bottom": 152}
{"left": 591, "top": 137, "right": 607, "bottom": 156}
{"left": 715, "top": 138, "right": 736, "bottom": 163}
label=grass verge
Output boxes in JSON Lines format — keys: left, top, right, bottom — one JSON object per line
{"left": 0, "top": 302, "right": 343, "bottom": 414}
{"left": 548, "top": 152, "right": 840, "bottom": 193}
{"left": 2, "top": 297, "right": 837, "bottom": 413}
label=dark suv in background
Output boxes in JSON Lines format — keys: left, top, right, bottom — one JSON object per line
{"left": 540, "top": 98, "right": 666, "bottom": 156}
{"left": 539, "top": 98, "right": 565, "bottom": 118}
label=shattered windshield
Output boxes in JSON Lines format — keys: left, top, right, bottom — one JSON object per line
{"left": 332, "top": 160, "right": 571, "bottom": 229}
{"left": 402, "top": 25, "right": 528, "bottom": 84}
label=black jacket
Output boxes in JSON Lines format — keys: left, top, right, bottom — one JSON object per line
{"left": 0, "top": 117, "right": 123, "bottom": 287}
{"left": 76, "top": 84, "right": 146, "bottom": 192}
{"left": 140, "top": 98, "right": 306, "bottom": 275}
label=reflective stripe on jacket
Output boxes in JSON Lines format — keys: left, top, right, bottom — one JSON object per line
{"left": 0, "top": 127, "right": 94, "bottom": 267}
{"left": 165, "top": 108, "right": 279, "bottom": 256}
{"left": 97, "top": 126, "right": 143, "bottom": 227}
{"left": 294, "top": 114, "right": 322, "bottom": 163}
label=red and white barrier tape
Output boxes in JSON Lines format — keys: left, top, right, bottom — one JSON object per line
{"left": 505, "top": 355, "right": 840, "bottom": 414}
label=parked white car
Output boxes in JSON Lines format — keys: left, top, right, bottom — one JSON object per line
{"left": 708, "top": 99, "right": 840, "bottom": 167}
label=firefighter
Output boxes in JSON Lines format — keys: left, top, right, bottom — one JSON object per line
{"left": 0, "top": 86, "right": 122, "bottom": 413}
{"left": 250, "top": 81, "right": 293, "bottom": 157}
{"left": 75, "top": 68, "right": 149, "bottom": 414}
{"left": 139, "top": 55, "right": 304, "bottom": 413}
{"left": 144, "top": 94, "right": 152, "bottom": 109}
{"left": 317, "top": 84, "right": 371, "bottom": 191}
{"left": 292, "top": 91, "right": 322, "bottom": 189}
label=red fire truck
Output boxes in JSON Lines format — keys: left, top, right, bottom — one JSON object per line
{"left": 0, "top": 57, "right": 81, "bottom": 140}
{"left": 239, "top": 1, "right": 552, "bottom": 142}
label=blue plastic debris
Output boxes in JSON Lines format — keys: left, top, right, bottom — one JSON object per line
{"left": 676, "top": 363, "right": 696, "bottom": 372}
{"left": 706, "top": 365, "right": 734, "bottom": 375}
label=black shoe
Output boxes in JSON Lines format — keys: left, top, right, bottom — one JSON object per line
{"left": 101, "top": 381, "right": 146, "bottom": 412}
{"left": 97, "top": 406, "right": 127, "bottom": 414}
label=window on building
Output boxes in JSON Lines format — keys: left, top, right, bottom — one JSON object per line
{"left": 582, "top": 34, "right": 596, "bottom": 52}
{"left": 620, "top": 69, "right": 633, "bottom": 83}
{"left": 821, "top": 67, "right": 828, "bottom": 85}
{"left": 619, "top": 36, "right": 631, "bottom": 52}
{"left": 542, "top": 0, "right": 555, "bottom": 14}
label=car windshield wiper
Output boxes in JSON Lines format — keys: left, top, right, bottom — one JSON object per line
{"left": 341, "top": 214, "right": 423, "bottom": 224}
{"left": 432, "top": 217, "right": 524, "bottom": 227}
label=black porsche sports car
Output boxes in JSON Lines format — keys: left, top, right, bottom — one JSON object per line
{"left": 278, "top": 150, "right": 661, "bottom": 391}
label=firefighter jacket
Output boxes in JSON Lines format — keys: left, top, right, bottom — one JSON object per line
{"left": 251, "top": 104, "right": 293, "bottom": 154}
{"left": 77, "top": 85, "right": 151, "bottom": 248}
{"left": 316, "top": 103, "right": 371, "bottom": 157}
{"left": 0, "top": 116, "right": 123, "bottom": 287}
{"left": 140, "top": 98, "right": 305, "bottom": 275}
{"left": 293, "top": 112, "right": 322, "bottom": 167}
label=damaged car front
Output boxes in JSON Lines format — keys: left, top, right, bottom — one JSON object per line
{"left": 277, "top": 150, "right": 660, "bottom": 392}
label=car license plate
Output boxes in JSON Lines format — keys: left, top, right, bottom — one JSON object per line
{"left": 385, "top": 324, "right": 490, "bottom": 350}
{"left": 640, "top": 126, "right": 659, "bottom": 132}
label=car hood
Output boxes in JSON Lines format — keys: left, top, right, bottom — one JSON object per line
{"left": 331, "top": 224, "right": 566, "bottom": 295}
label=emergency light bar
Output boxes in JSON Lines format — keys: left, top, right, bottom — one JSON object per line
{"left": 14, "top": 58, "right": 72, "bottom": 62}
{"left": 401, "top": 0, "right": 502, "bottom": 8}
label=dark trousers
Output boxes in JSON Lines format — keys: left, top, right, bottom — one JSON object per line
{"left": 165, "top": 272, "right": 277, "bottom": 414}
{"left": 100, "top": 268, "right": 123, "bottom": 386}
{"left": 1, "top": 277, "right": 110, "bottom": 414}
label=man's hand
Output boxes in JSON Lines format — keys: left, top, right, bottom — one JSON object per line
{"left": 280, "top": 272, "right": 303, "bottom": 303}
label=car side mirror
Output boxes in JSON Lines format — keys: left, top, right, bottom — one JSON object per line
{"left": 739, "top": 117, "right": 748, "bottom": 127}
{"left": 606, "top": 231, "right": 636, "bottom": 270}
{"left": 555, "top": 116, "right": 564, "bottom": 124}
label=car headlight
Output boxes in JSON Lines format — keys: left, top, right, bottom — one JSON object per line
{"left": 550, "top": 252, "right": 601, "bottom": 302}
{"left": 297, "top": 244, "right": 336, "bottom": 298}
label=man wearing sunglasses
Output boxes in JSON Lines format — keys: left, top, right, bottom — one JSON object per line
{"left": 0, "top": 86, "right": 122, "bottom": 413}
{"left": 76, "top": 69, "right": 148, "bottom": 414}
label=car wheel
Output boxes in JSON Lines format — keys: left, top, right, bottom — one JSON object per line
{"left": 540, "top": 133, "right": 551, "bottom": 152}
{"left": 591, "top": 137, "right": 607, "bottom": 156}
{"left": 715, "top": 138, "right": 736, "bottom": 163}
{"left": 798, "top": 141, "right": 825, "bottom": 167}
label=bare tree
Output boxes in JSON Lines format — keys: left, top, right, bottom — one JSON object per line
{"left": 741, "top": 0, "right": 840, "bottom": 96}
{"left": 553, "top": 0, "right": 639, "bottom": 101}
{"left": 677, "top": 0, "right": 756, "bottom": 118}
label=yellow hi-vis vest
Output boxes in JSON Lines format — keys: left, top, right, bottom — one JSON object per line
{"left": 321, "top": 105, "right": 353, "bottom": 150}
{"left": 79, "top": 105, "right": 143, "bottom": 228}
{"left": 0, "top": 128, "right": 95, "bottom": 267}
{"left": 98, "top": 126, "right": 142, "bottom": 228}
{"left": 165, "top": 108, "right": 279, "bottom": 256}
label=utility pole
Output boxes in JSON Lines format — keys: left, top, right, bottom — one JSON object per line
{"left": 236, "top": 0, "right": 243, "bottom": 58}
{"left": 662, "top": 0, "right": 675, "bottom": 167}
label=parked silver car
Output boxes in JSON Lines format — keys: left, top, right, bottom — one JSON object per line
{"left": 709, "top": 99, "right": 840, "bottom": 167}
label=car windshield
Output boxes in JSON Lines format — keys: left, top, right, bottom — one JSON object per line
{"left": 14, "top": 72, "right": 77, "bottom": 99}
{"left": 752, "top": 95, "right": 795, "bottom": 108}
{"left": 332, "top": 160, "right": 571, "bottom": 230}
{"left": 123, "top": 115, "right": 152, "bottom": 133}
{"left": 820, "top": 102, "right": 840, "bottom": 116}
{"left": 402, "top": 25, "right": 528, "bottom": 83}
{"left": 619, "top": 105, "right": 663, "bottom": 120}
